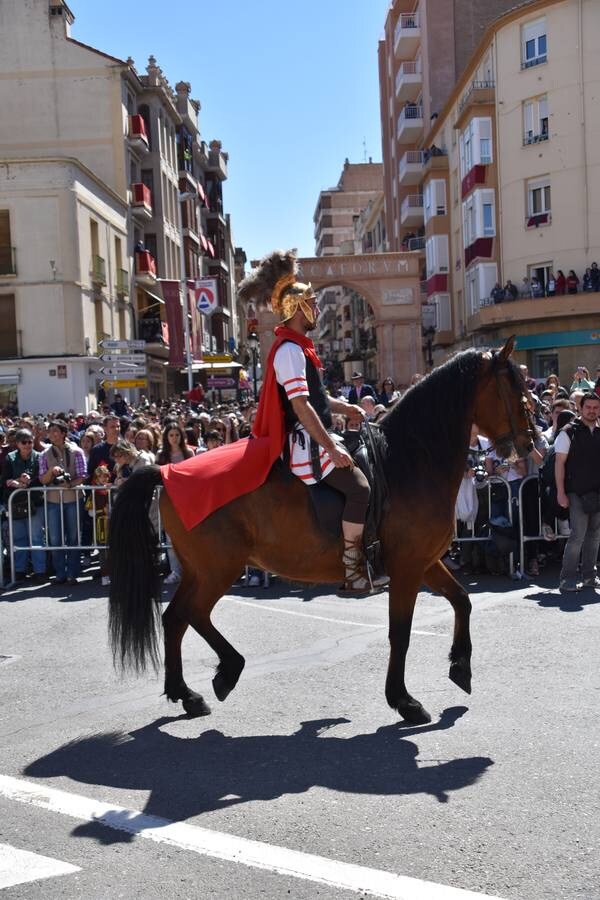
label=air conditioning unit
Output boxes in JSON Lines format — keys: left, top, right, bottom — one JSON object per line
{"left": 440, "top": 265, "right": 449, "bottom": 272}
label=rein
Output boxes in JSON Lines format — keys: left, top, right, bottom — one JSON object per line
{"left": 483, "top": 362, "right": 534, "bottom": 455}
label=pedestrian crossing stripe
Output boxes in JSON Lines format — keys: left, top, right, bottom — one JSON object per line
{"left": 0, "top": 842, "right": 80, "bottom": 889}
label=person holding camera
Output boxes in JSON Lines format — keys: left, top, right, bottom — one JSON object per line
{"left": 38, "top": 420, "right": 87, "bottom": 585}
{"left": 1, "top": 427, "right": 46, "bottom": 582}
{"left": 555, "top": 391, "right": 600, "bottom": 591}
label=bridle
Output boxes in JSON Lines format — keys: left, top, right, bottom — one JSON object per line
{"left": 483, "top": 360, "right": 535, "bottom": 456}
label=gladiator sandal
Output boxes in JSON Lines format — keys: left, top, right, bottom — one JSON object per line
{"left": 338, "top": 540, "right": 376, "bottom": 597}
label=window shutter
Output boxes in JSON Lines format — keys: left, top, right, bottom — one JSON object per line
{"left": 524, "top": 101, "right": 534, "bottom": 139}
{"left": 538, "top": 96, "right": 548, "bottom": 121}
{"left": 0, "top": 211, "right": 10, "bottom": 248}
{"left": 434, "top": 180, "right": 446, "bottom": 215}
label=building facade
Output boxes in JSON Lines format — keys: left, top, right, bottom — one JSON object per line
{"left": 313, "top": 160, "right": 384, "bottom": 383}
{"left": 0, "top": 0, "right": 241, "bottom": 411}
{"left": 414, "top": 0, "right": 600, "bottom": 379}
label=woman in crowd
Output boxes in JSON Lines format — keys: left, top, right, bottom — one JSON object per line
{"left": 555, "top": 270, "right": 566, "bottom": 295}
{"left": 570, "top": 366, "right": 595, "bottom": 392}
{"left": 582, "top": 268, "right": 594, "bottom": 292}
{"left": 79, "top": 431, "right": 95, "bottom": 462}
{"left": 110, "top": 438, "right": 151, "bottom": 489}
{"left": 378, "top": 377, "right": 400, "bottom": 407}
{"left": 156, "top": 423, "right": 194, "bottom": 466}
{"left": 134, "top": 428, "right": 156, "bottom": 464}
{"left": 566, "top": 270, "right": 580, "bottom": 294}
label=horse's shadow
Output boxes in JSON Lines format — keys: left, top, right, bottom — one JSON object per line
{"left": 24, "top": 706, "right": 493, "bottom": 844}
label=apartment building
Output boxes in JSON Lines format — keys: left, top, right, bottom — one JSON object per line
{"left": 313, "top": 160, "right": 383, "bottom": 382}
{"left": 414, "top": 0, "right": 600, "bottom": 379}
{"left": 378, "top": 0, "right": 529, "bottom": 255}
{"left": 0, "top": 0, "right": 240, "bottom": 410}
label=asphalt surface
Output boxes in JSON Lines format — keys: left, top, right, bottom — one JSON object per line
{"left": 1, "top": 565, "right": 599, "bottom": 899}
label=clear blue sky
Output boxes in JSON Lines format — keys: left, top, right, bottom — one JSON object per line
{"left": 72, "top": 0, "right": 389, "bottom": 263}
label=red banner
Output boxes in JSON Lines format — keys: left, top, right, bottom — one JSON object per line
{"left": 160, "top": 280, "right": 184, "bottom": 367}
{"left": 187, "top": 281, "right": 203, "bottom": 362}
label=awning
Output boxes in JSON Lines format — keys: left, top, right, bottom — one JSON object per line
{"left": 199, "top": 234, "right": 208, "bottom": 252}
{"left": 138, "top": 286, "right": 165, "bottom": 305}
{"left": 197, "top": 183, "right": 206, "bottom": 204}
{"left": 206, "top": 240, "right": 215, "bottom": 257}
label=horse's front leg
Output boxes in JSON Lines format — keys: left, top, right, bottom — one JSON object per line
{"left": 163, "top": 585, "right": 211, "bottom": 717}
{"left": 423, "top": 559, "right": 472, "bottom": 694}
{"left": 385, "top": 571, "right": 431, "bottom": 724}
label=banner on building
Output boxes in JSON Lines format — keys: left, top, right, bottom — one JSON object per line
{"left": 159, "top": 280, "right": 185, "bottom": 367}
{"left": 187, "top": 280, "right": 203, "bottom": 362}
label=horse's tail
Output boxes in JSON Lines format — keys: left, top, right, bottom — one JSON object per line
{"left": 108, "top": 465, "right": 164, "bottom": 673}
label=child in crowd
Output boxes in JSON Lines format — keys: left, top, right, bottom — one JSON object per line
{"left": 85, "top": 464, "right": 111, "bottom": 585}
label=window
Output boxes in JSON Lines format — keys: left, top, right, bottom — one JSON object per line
{"left": 0, "top": 294, "right": 17, "bottom": 356}
{"left": 523, "top": 95, "right": 549, "bottom": 144}
{"left": 462, "top": 189, "right": 495, "bottom": 246}
{"left": 465, "top": 263, "right": 497, "bottom": 316}
{"left": 459, "top": 118, "right": 493, "bottom": 177}
{"left": 522, "top": 18, "right": 547, "bottom": 68}
{"left": 425, "top": 235, "right": 449, "bottom": 276}
{"left": 0, "top": 210, "right": 14, "bottom": 275}
{"left": 528, "top": 178, "right": 551, "bottom": 215}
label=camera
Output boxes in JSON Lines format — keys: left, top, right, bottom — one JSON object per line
{"left": 468, "top": 450, "right": 488, "bottom": 483}
{"left": 53, "top": 468, "right": 72, "bottom": 486}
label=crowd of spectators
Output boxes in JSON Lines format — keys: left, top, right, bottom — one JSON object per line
{"left": 0, "top": 394, "right": 260, "bottom": 588}
{"left": 489, "top": 262, "right": 600, "bottom": 305}
{"left": 3, "top": 357, "right": 600, "bottom": 590}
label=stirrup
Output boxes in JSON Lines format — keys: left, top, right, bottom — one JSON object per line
{"left": 338, "top": 540, "right": 381, "bottom": 597}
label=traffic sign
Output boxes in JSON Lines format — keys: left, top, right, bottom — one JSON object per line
{"left": 99, "top": 354, "right": 146, "bottom": 364}
{"left": 99, "top": 339, "right": 146, "bottom": 350}
{"left": 102, "top": 379, "right": 147, "bottom": 388}
{"left": 194, "top": 277, "right": 219, "bottom": 316}
{"left": 100, "top": 366, "right": 147, "bottom": 378}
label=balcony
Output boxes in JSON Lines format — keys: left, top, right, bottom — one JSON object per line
{"left": 138, "top": 316, "right": 166, "bottom": 346}
{"left": 464, "top": 237, "right": 494, "bottom": 268}
{"left": 426, "top": 273, "right": 448, "bottom": 296}
{"left": 400, "top": 193, "right": 424, "bottom": 226}
{"left": 394, "top": 13, "right": 421, "bottom": 58}
{"left": 461, "top": 164, "right": 488, "bottom": 199}
{"left": 407, "top": 236, "right": 425, "bottom": 251}
{"left": 135, "top": 250, "right": 157, "bottom": 285}
{"left": 469, "top": 290, "right": 600, "bottom": 333}
{"left": 455, "top": 81, "right": 495, "bottom": 128}
{"left": 397, "top": 104, "right": 423, "bottom": 143}
{"left": 127, "top": 115, "right": 150, "bottom": 152}
{"left": 116, "top": 268, "right": 129, "bottom": 297}
{"left": 92, "top": 255, "right": 106, "bottom": 286}
{"left": 131, "top": 183, "right": 153, "bottom": 220}
{"left": 395, "top": 60, "right": 422, "bottom": 102}
{"left": 206, "top": 140, "right": 228, "bottom": 180}
{"left": 399, "top": 149, "right": 425, "bottom": 185}
{"left": 0, "top": 246, "right": 16, "bottom": 276}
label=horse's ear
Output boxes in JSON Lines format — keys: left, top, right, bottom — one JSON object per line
{"left": 497, "top": 335, "right": 515, "bottom": 361}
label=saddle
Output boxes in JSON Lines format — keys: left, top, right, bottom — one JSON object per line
{"left": 304, "top": 425, "right": 390, "bottom": 577}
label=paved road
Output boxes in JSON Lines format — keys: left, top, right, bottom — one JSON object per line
{"left": 1, "top": 568, "right": 598, "bottom": 899}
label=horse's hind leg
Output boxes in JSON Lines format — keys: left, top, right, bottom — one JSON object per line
{"left": 163, "top": 582, "right": 211, "bottom": 717}
{"left": 424, "top": 559, "right": 472, "bottom": 694}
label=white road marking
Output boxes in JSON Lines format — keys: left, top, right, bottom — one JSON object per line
{"left": 0, "top": 841, "right": 80, "bottom": 889}
{"left": 0, "top": 776, "right": 501, "bottom": 900}
{"left": 233, "top": 599, "right": 445, "bottom": 636}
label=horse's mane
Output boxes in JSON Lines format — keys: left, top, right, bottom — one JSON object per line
{"left": 379, "top": 348, "right": 484, "bottom": 492}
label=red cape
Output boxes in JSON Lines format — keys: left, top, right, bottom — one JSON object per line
{"left": 161, "top": 327, "right": 322, "bottom": 531}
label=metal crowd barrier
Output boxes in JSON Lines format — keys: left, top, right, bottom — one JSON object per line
{"left": 452, "top": 475, "right": 514, "bottom": 574}
{"left": 1, "top": 484, "right": 171, "bottom": 588}
{"left": 517, "top": 473, "right": 569, "bottom": 559}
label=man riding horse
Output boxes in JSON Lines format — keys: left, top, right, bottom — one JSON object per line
{"left": 238, "top": 250, "right": 388, "bottom": 596}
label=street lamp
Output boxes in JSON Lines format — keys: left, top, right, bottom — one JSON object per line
{"left": 176, "top": 190, "right": 196, "bottom": 393}
{"left": 247, "top": 331, "right": 259, "bottom": 400}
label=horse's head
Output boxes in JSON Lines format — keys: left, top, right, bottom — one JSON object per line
{"left": 474, "top": 336, "right": 535, "bottom": 459}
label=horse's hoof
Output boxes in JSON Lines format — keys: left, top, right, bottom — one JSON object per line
{"left": 398, "top": 698, "right": 432, "bottom": 725}
{"left": 212, "top": 671, "right": 234, "bottom": 702}
{"left": 182, "top": 692, "right": 211, "bottom": 717}
{"left": 449, "top": 661, "right": 472, "bottom": 695}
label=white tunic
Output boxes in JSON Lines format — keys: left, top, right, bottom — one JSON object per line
{"left": 273, "top": 341, "right": 335, "bottom": 485}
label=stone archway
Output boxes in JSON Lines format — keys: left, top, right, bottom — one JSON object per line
{"left": 253, "top": 252, "right": 423, "bottom": 387}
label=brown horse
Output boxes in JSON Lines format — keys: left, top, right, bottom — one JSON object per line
{"left": 108, "top": 337, "right": 533, "bottom": 725}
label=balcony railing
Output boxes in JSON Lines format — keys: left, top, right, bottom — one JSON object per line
{"left": 131, "top": 182, "right": 153, "bottom": 212}
{"left": 407, "top": 236, "right": 425, "bottom": 251}
{"left": 395, "top": 59, "right": 422, "bottom": 100}
{"left": 135, "top": 250, "right": 157, "bottom": 279}
{"left": 397, "top": 104, "right": 423, "bottom": 140}
{"left": 523, "top": 130, "right": 549, "bottom": 146}
{"left": 394, "top": 13, "right": 421, "bottom": 56}
{"left": 399, "top": 149, "right": 425, "bottom": 184}
{"left": 0, "top": 246, "right": 16, "bottom": 276}
{"left": 128, "top": 114, "right": 149, "bottom": 150}
{"left": 458, "top": 80, "right": 495, "bottom": 114}
{"left": 92, "top": 255, "right": 106, "bottom": 286}
{"left": 138, "top": 316, "right": 166, "bottom": 345}
{"left": 116, "top": 268, "right": 129, "bottom": 296}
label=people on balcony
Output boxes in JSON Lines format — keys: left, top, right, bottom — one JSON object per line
{"left": 491, "top": 282, "right": 505, "bottom": 304}
{"left": 582, "top": 268, "right": 594, "bottom": 292}
{"left": 531, "top": 276, "right": 544, "bottom": 299}
{"left": 546, "top": 271, "right": 556, "bottom": 296}
{"left": 555, "top": 270, "right": 566, "bottom": 295}
{"left": 504, "top": 280, "right": 518, "bottom": 301}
